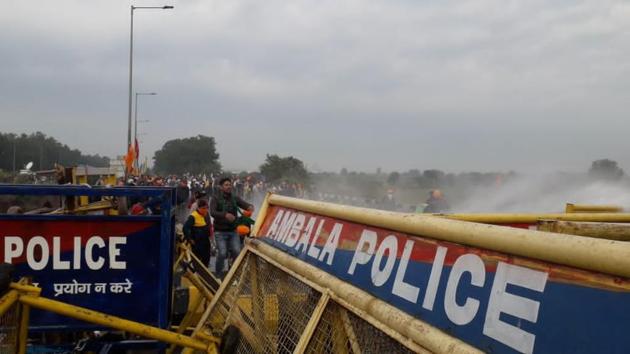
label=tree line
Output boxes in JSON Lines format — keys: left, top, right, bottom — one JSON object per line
{"left": 151, "top": 134, "right": 626, "bottom": 189}
{"left": 3, "top": 132, "right": 623, "bottom": 194}
{"left": 0, "top": 132, "right": 109, "bottom": 172}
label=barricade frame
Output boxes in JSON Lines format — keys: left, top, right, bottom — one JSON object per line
{"left": 190, "top": 242, "right": 448, "bottom": 354}
{"left": 0, "top": 184, "right": 177, "bottom": 330}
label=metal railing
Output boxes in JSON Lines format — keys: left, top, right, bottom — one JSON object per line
{"left": 191, "top": 245, "right": 433, "bottom": 354}
{"left": 0, "top": 290, "right": 26, "bottom": 354}
{"left": 0, "top": 281, "right": 219, "bottom": 354}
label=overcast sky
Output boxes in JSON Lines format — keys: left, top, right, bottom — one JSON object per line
{"left": 2, "top": 0, "right": 630, "bottom": 173}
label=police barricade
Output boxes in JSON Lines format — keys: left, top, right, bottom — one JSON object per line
{"left": 0, "top": 184, "right": 175, "bottom": 330}
{"left": 234, "top": 193, "right": 630, "bottom": 354}
{"left": 192, "top": 242, "right": 443, "bottom": 354}
{"left": 444, "top": 210, "right": 630, "bottom": 230}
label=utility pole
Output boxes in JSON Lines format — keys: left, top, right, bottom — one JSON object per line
{"left": 40, "top": 143, "right": 44, "bottom": 170}
{"left": 12, "top": 140, "right": 16, "bottom": 173}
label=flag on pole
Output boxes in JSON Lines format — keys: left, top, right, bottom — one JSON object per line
{"left": 134, "top": 138, "right": 140, "bottom": 161}
{"left": 124, "top": 144, "right": 136, "bottom": 173}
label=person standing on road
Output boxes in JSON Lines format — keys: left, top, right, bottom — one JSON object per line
{"left": 183, "top": 199, "right": 213, "bottom": 267}
{"left": 423, "top": 189, "right": 450, "bottom": 213}
{"left": 210, "top": 177, "right": 254, "bottom": 279}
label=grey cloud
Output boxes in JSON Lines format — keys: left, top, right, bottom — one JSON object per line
{"left": 2, "top": 0, "right": 630, "bottom": 173}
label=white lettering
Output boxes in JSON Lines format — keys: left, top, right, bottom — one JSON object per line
{"left": 4, "top": 237, "right": 23, "bottom": 263}
{"left": 318, "top": 223, "right": 343, "bottom": 265}
{"left": 348, "top": 230, "right": 377, "bottom": 275}
{"left": 52, "top": 237, "right": 70, "bottom": 270}
{"left": 267, "top": 210, "right": 284, "bottom": 237}
{"left": 371, "top": 235, "right": 397, "bottom": 287}
{"left": 109, "top": 278, "right": 133, "bottom": 294}
{"left": 73, "top": 237, "right": 81, "bottom": 269}
{"left": 26, "top": 236, "right": 49, "bottom": 271}
{"left": 422, "top": 246, "right": 448, "bottom": 310}
{"left": 295, "top": 217, "right": 316, "bottom": 253}
{"left": 85, "top": 236, "right": 106, "bottom": 270}
{"left": 392, "top": 239, "right": 420, "bottom": 303}
{"left": 483, "top": 262, "right": 548, "bottom": 354}
{"left": 109, "top": 237, "right": 127, "bottom": 270}
{"left": 307, "top": 220, "right": 325, "bottom": 259}
{"left": 285, "top": 214, "right": 305, "bottom": 248}
{"left": 278, "top": 213, "right": 297, "bottom": 243}
{"left": 444, "top": 254, "right": 485, "bottom": 325}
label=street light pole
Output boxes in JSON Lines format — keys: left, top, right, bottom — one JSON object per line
{"left": 126, "top": 5, "right": 173, "bottom": 155}
{"left": 134, "top": 92, "right": 156, "bottom": 169}
{"left": 12, "top": 140, "right": 16, "bottom": 173}
{"left": 127, "top": 6, "right": 134, "bottom": 154}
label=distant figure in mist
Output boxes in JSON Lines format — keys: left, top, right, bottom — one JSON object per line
{"left": 381, "top": 189, "right": 397, "bottom": 211}
{"left": 424, "top": 189, "right": 450, "bottom": 213}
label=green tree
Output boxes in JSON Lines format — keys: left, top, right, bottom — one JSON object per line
{"left": 589, "top": 159, "right": 624, "bottom": 181}
{"left": 260, "top": 154, "right": 308, "bottom": 184}
{"left": 153, "top": 135, "right": 221, "bottom": 175}
{"left": 0, "top": 131, "right": 109, "bottom": 171}
{"left": 387, "top": 171, "right": 400, "bottom": 185}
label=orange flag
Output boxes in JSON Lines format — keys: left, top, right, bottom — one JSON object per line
{"left": 124, "top": 144, "right": 136, "bottom": 172}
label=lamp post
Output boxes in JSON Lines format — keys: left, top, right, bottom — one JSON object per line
{"left": 134, "top": 92, "right": 156, "bottom": 169}
{"left": 126, "top": 5, "right": 173, "bottom": 154}
{"left": 134, "top": 92, "right": 156, "bottom": 147}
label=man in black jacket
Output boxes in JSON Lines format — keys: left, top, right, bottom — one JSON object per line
{"left": 423, "top": 189, "right": 450, "bottom": 213}
{"left": 210, "top": 177, "right": 254, "bottom": 279}
{"left": 183, "top": 199, "right": 212, "bottom": 267}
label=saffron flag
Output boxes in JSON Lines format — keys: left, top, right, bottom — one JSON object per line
{"left": 124, "top": 144, "right": 136, "bottom": 172}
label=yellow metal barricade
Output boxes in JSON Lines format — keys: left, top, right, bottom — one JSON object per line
{"left": 565, "top": 203, "right": 623, "bottom": 213}
{"left": 0, "top": 280, "right": 220, "bottom": 354}
{"left": 306, "top": 301, "right": 425, "bottom": 354}
{"left": 191, "top": 242, "right": 475, "bottom": 354}
{"left": 0, "top": 290, "right": 27, "bottom": 354}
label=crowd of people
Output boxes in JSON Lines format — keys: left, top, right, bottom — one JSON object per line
{"left": 4, "top": 170, "right": 449, "bottom": 280}
{"left": 312, "top": 188, "right": 450, "bottom": 213}
{"left": 114, "top": 174, "right": 305, "bottom": 213}
{"left": 114, "top": 173, "right": 315, "bottom": 278}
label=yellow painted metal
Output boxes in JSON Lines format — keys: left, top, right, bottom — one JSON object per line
{"left": 47, "top": 200, "right": 116, "bottom": 215}
{"left": 184, "top": 247, "right": 221, "bottom": 294}
{"left": 445, "top": 212, "right": 630, "bottom": 224}
{"left": 251, "top": 191, "right": 271, "bottom": 236}
{"left": 267, "top": 194, "right": 630, "bottom": 278}
{"left": 538, "top": 220, "right": 630, "bottom": 241}
{"left": 190, "top": 246, "right": 250, "bottom": 340}
{"left": 184, "top": 271, "right": 214, "bottom": 303}
{"left": 249, "top": 255, "right": 264, "bottom": 336}
{"left": 10, "top": 282, "right": 41, "bottom": 295}
{"left": 18, "top": 304, "right": 29, "bottom": 354}
{"left": 193, "top": 330, "right": 221, "bottom": 343}
{"left": 338, "top": 308, "right": 363, "bottom": 354}
{"left": 250, "top": 240, "right": 480, "bottom": 354}
{"left": 293, "top": 292, "right": 330, "bottom": 354}
{"left": 0, "top": 290, "right": 19, "bottom": 316}
{"left": 18, "top": 294, "right": 210, "bottom": 351}
{"left": 166, "top": 284, "right": 206, "bottom": 354}
{"left": 565, "top": 203, "right": 623, "bottom": 213}
{"left": 249, "top": 245, "right": 431, "bottom": 353}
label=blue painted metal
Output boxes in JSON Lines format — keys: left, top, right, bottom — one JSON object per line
{"left": 0, "top": 184, "right": 170, "bottom": 197}
{"left": 0, "top": 184, "right": 176, "bottom": 330}
{"left": 259, "top": 206, "right": 630, "bottom": 354}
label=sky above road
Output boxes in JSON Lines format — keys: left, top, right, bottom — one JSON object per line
{"left": 2, "top": 0, "right": 630, "bottom": 173}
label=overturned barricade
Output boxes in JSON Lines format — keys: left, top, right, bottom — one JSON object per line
{"left": 196, "top": 193, "right": 630, "bottom": 354}
{"left": 2, "top": 185, "right": 630, "bottom": 353}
